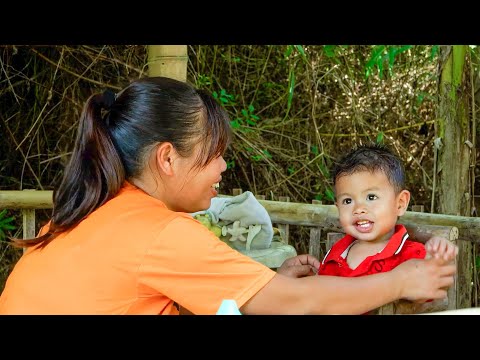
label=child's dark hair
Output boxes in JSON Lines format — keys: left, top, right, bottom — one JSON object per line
{"left": 14, "top": 76, "right": 231, "bottom": 248}
{"left": 332, "top": 143, "right": 405, "bottom": 194}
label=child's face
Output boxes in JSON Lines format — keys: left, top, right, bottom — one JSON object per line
{"left": 335, "top": 170, "right": 410, "bottom": 244}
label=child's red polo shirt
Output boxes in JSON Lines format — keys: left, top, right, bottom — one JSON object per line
{"left": 318, "top": 224, "right": 426, "bottom": 277}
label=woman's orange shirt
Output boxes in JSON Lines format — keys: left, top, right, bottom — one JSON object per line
{"left": 0, "top": 182, "right": 275, "bottom": 314}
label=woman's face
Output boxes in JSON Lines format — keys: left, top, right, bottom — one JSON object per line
{"left": 166, "top": 143, "right": 227, "bottom": 213}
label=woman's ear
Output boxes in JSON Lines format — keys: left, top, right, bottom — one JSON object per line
{"left": 155, "top": 142, "right": 176, "bottom": 176}
{"left": 396, "top": 189, "right": 411, "bottom": 216}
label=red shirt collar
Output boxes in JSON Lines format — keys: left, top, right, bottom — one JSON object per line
{"left": 322, "top": 224, "right": 409, "bottom": 265}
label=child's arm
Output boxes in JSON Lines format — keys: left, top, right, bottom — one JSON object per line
{"left": 424, "top": 236, "right": 458, "bottom": 262}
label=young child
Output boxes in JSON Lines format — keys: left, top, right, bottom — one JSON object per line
{"left": 318, "top": 143, "right": 457, "bottom": 312}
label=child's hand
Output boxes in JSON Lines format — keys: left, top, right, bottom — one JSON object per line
{"left": 424, "top": 236, "right": 458, "bottom": 262}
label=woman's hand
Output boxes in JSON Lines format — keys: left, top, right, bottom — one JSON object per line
{"left": 393, "top": 256, "right": 456, "bottom": 301}
{"left": 277, "top": 254, "right": 321, "bottom": 278}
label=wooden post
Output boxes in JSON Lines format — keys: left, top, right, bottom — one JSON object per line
{"left": 376, "top": 303, "right": 395, "bottom": 315}
{"left": 232, "top": 188, "right": 243, "bottom": 196}
{"left": 22, "top": 189, "right": 36, "bottom": 253}
{"left": 309, "top": 200, "right": 322, "bottom": 259}
{"left": 147, "top": 45, "right": 188, "bottom": 82}
{"left": 278, "top": 196, "right": 290, "bottom": 245}
{"left": 412, "top": 205, "right": 425, "bottom": 212}
{"left": 326, "top": 232, "right": 343, "bottom": 250}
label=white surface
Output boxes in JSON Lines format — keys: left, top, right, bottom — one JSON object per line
{"left": 422, "top": 307, "right": 480, "bottom": 315}
{"left": 216, "top": 299, "right": 242, "bottom": 315}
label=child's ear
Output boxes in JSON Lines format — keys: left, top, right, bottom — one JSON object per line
{"left": 396, "top": 190, "right": 411, "bottom": 216}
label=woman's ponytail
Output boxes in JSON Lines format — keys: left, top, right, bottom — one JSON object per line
{"left": 13, "top": 91, "right": 125, "bottom": 248}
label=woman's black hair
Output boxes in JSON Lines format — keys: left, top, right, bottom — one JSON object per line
{"left": 14, "top": 77, "right": 231, "bottom": 248}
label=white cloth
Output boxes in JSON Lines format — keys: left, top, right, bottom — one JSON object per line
{"left": 191, "top": 191, "right": 273, "bottom": 251}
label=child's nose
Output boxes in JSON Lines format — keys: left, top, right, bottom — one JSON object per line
{"left": 353, "top": 204, "right": 367, "bottom": 215}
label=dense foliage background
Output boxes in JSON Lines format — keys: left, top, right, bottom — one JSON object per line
{"left": 1, "top": 45, "right": 478, "bottom": 305}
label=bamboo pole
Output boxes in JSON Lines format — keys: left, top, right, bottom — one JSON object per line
{"left": 1, "top": 191, "right": 478, "bottom": 242}
{"left": 147, "top": 45, "right": 188, "bottom": 82}
{"left": 257, "top": 200, "right": 476, "bottom": 243}
{"left": 0, "top": 190, "right": 53, "bottom": 209}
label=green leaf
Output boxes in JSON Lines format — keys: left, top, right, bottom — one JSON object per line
{"left": 294, "top": 45, "right": 306, "bottom": 57}
{"left": 416, "top": 92, "right": 426, "bottom": 105}
{"left": 230, "top": 119, "right": 241, "bottom": 129}
{"left": 324, "top": 188, "right": 335, "bottom": 202}
{"left": 376, "top": 132, "right": 384, "bottom": 144}
{"left": 387, "top": 45, "right": 412, "bottom": 76}
{"left": 294, "top": 45, "right": 308, "bottom": 63}
{"left": 1, "top": 224, "right": 15, "bottom": 231}
{"left": 310, "top": 145, "right": 319, "bottom": 155}
{"left": 430, "top": 45, "right": 439, "bottom": 61}
{"left": 262, "top": 149, "right": 272, "bottom": 159}
{"left": 365, "top": 67, "right": 372, "bottom": 78}
{"left": 286, "top": 70, "right": 295, "bottom": 115}
{"left": 323, "top": 45, "right": 336, "bottom": 58}
{"left": 388, "top": 47, "right": 398, "bottom": 69}
{"left": 0, "top": 216, "right": 14, "bottom": 226}
{"left": 366, "top": 45, "right": 385, "bottom": 69}
{"left": 284, "top": 45, "right": 294, "bottom": 58}
{"left": 317, "top": 162, "right": 329, "bottom": 178}
{"left": 376, "top": 57, "right": 384, "bottom": 79}
{"left": 0, "top": 209, "right": 15, "bottom": 240}
{"left": 365, "top": 45, "right": 386, "bottom": 78}
{"left": 226, "top": 160, "right": 235, "bottom": 169}
{"left": 197, "top": 74, "right": 212, "bottom": 87}
{"left": 397, "top": 45, "right": 412, "bottom": 54}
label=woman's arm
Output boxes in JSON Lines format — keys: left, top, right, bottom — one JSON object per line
{"left": 241, "top": 256, "right": 456, "bottom": 315}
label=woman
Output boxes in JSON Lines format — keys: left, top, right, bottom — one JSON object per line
{"left": 0, "top": 77, "right": 456, "bottom": 315}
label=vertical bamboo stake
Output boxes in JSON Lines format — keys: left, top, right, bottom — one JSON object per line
{"left": 412, "top": 205, "right": 425, "bottom": 212}
{"left": 309, "top": 200, "right": 322, "bottom": 259}
{"left": 22, "top": 189, "right": 36, "bottom": 253}
{"left": 147, "top": 45, "right": 188, "bottom": 82}
{"left": 232, "top": 188, "right": 243, "bottom": 196}
{"left": 278, "top": 196, "right": 290, "bottom": 245}
{"left": 326, "top": 232, "right": 343, "bottom": 251}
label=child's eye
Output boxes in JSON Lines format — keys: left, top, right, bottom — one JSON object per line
{"left": 367, "top": 194, "right": 378, "bottom": 201}
{"left": 342, "top": 198, "right": 352, "bottom": 205}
